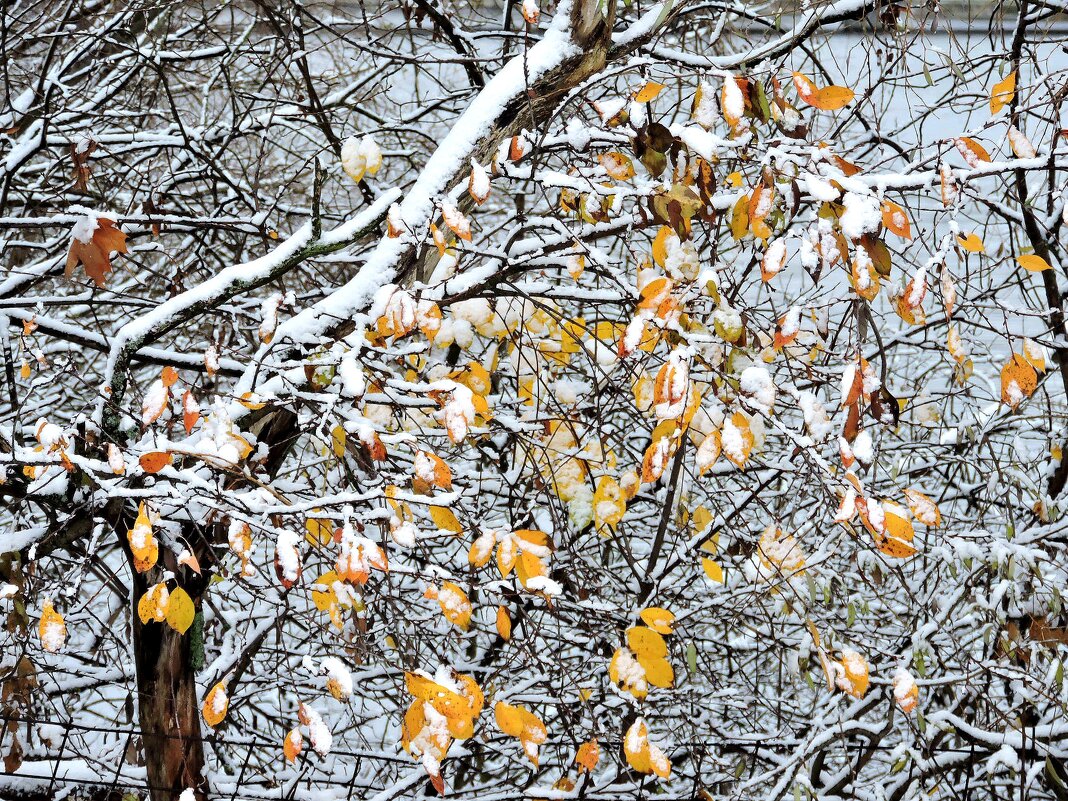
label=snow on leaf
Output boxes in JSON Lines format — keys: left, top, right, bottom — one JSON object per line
{"left": 955, "top": 136, "right": 991, "bottom": 167}
{"left": 127, "top": 502, "right": 159, "bottom": 573}
{"left": 593, "top": 475, "right": 626, "bottom": 532}
{"left": 441, "top": 199, "right": 471, "bottom": 241}
{"left": 880, "top": 200, "right": 911, "bottom": 240}
{"left": 38, "top": 600, "right": 66, "bottom": 653}
{"left": 436, "top": 581, "right": 472, "bottom": 631}
{"left": 624, "top": 718, "right": 671, "bottom": 778}
{"left": 141, "top": 377, "right": 169, "bottom": 426}
{"left": 835, "top": 649, "right": 870, "bottom": 698}
{"left": 468, "top": 159, "right": 490, "bottom": 205}
{"left": 894, "top": 669, "right": 920, "bottom": 713}
{"left": 283, "top": 728, "right": 303, "bottom": 763}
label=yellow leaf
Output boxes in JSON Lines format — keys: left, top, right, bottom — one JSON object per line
{"left": 496, "top": 606, "right": 511, "bottom": 640}
{"left": 138, "top": 582, "right": 169, "bottom": 624}
{"left": 430, "top": 505, "right": 463, "bottom": 533}
{"left": 721, "top": 411, "right": 754, "bottom": 469}
{"left": 651, "top": 225, "right": 672, "bottom": 267}
{"left": 624, "top": 719, "right": 651, "bottom": 773}
{"left": 237, "top": 391, "right": 266, "bottom": 410}
{"left": 990, "top": 70, "right": 1016, "bottom": 114}
{"left": 599, "top": 152, "right": 635, "bottom": 181}
{"left": 515, "top": 549, "right": 546, "bottom": 590}
{"left": 956, "top": 233, "right": 985, "bottom": 253}
{"left": 729, "top": 194, "right": 749, "bottom": 240}
{"left": 128, "top": 502, "right": 159, "bottom": 573}
{"left": 639, "top": 607, "right": 675, "bottom": 634}
{"left": 469, "top": 529, "right": 495, "bottom": 567}
{"left": 792, "top": 72, "right": 854, "bottom": 110}
{"left": 494, "top": 701, "right": 547, "bottom": 765}
{"left": 955, "top": 136, "right": 991, "bottom": 166}
{"left": 1018, "top": 253, "right": 1052, "bottom": 273}
{"left": 692, "top": 506, "right": 714, "bottom": 536}
{"left": 165, "top": 587, "right": 196, "bottom": 634}
{"left": 624, "top": 718, "right": 671, "bottom": 778}
{"left": 875, "top": 502, "right": 917, "bottom": 558}
{"left": 305, "top": 516, "right": 334, "bottom": 547}
{"left": 633, "top": 81, "right": 665, "bottom": 103}
{"left": 812, "top": 85, "right": 855, "bottom": 110}
{"left": 593, "top": 475, "right": 626, "bottom": 532}
{"left": 202, "top": 681, "right": 229, "bottom": 727}
{"left": 626, "top": 626, "right": 667, "bottom": 659}
{"left": 836, "top": 649, "right": 870, "bottom": 698}
{"left": 702, "top": 557, "right": 723, "bottom": 583}
{"left": 330, "top": 425, "right": 347, "bottom": 459}
{"left": 639, "top": 654, "right": 674, "bottom": 688}
{"left": 1023, "top": 337, "right": 1048, "bottom": 373}
{"left": 311, "top": 570, "right": 340, "bottom": 612}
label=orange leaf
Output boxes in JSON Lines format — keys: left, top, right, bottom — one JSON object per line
{"left": 441, "top": 200, "right": 471, "bottom": 241}
{"left": 284, "top": 728, "right": 303, "bottom": 763}
{"left": 881, "top": 200, "right": 911, "bottom": 240}
{"left": 1001, "top": 353, "right": 1038, "bottom": 408}
{"left": 576, "top": 739, "right": 600, "bottom": 773}
{"left": 791, "top": 72, "right": 818, "bottom": 104}
{"left": 183, "top": 390, "right": 201, "bottom": 435}
{"left": 793, "top": 72, "right": 854, "bottom": 110}
{"left": 955, "top": 137, "right": 991, "bottom": 167}
{"left": 139, "top": 452, "right": 173, "bottom": 473}
{"left": 202, "top": 682, "right": 229, "bottom": 728}
{"left": 904, "top": 488, "right": 941, "bottom": 528}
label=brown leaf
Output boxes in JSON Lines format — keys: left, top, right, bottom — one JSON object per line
{"left": 65, "top": 217, "right": 128, "bottom": 287}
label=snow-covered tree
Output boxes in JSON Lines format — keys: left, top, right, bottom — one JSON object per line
{"left": 3, "top": 0, "right": 1068, "bottom": 799}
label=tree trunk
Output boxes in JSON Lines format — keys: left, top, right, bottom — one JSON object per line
{"left": 133, "top": 600, "right": 206, "bottom": 801}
